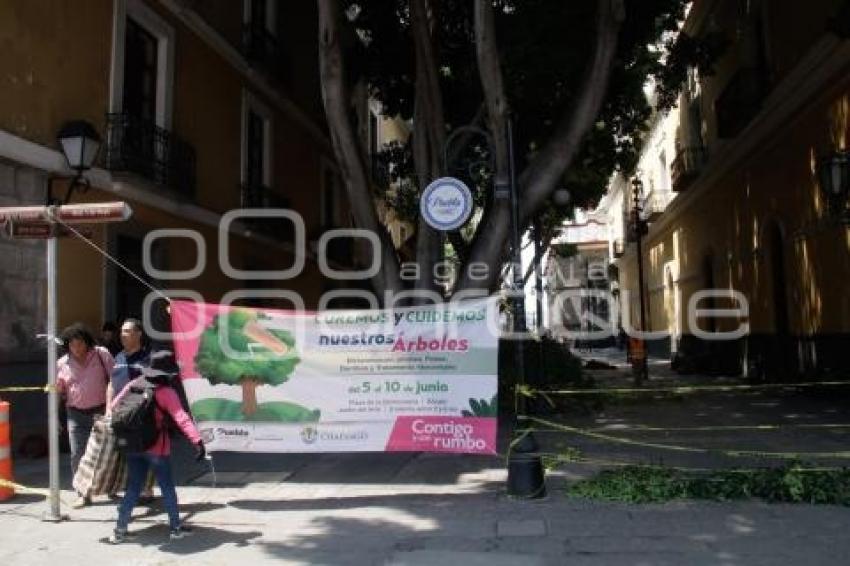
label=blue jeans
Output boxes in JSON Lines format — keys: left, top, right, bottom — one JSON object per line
{"left": 117, "top": 453, "right": 180, "bottom": 530}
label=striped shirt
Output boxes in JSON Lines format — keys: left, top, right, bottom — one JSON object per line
{"left": 57, "top": 346, "right": 114, "bottom": 410}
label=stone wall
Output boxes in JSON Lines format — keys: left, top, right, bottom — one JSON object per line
{"left": 0, "top": 161, "right": 47, "bottom": 363}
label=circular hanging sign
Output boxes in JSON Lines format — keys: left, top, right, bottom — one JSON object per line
{"left": 420, "top": 177, "right": 473, "bottom": 231}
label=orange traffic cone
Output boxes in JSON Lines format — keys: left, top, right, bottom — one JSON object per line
{"left": 0, "top": 401, "right": 13, "bottom": 501}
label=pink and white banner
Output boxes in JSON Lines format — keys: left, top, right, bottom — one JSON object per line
{"left": 170, "top": 299, "right": 498, "bottom": 454}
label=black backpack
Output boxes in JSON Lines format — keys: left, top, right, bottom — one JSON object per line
{"left": 111, "top": 377, "right": 162, "bottom": 453}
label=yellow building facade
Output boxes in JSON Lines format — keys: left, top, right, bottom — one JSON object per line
{"left": 618, "top": 0, "right": 850, "bottom": 377}
{"left": 0, "top": 0, "right": 350, "bottom": 363}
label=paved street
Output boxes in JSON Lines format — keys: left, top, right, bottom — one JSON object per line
{"left": 3, "top": 434, "right": 850, "bottom": 565}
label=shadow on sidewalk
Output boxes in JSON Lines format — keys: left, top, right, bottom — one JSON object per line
{"left": 97, "top": 522, "right": 262, "bottom": 554}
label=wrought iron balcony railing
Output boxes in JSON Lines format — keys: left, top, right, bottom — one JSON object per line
{"left": 671, "top": 146, "right": 707, "bottom": 192}
{"left": 643, "top": 191, "right": 671, "bottom": 221}
{"left": 104, "top": 113, "right": 196, "bottom": 198}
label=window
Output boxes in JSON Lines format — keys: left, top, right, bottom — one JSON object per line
{"left": 123, "top": 19, "right": 158, "bottom": 123}
{"left": 109, "top": 0, "right": 175, "bottom": 128}
{"left": 241, "top": 92, "right": 273, "bottom": 190}
{"left": 246, "top": 110, "right": 265, "bottom": 188}
{"left": 244, "top": 0, "right": 277, "bottom": 34}
{"left": 242, "top": 0, "right": 278, "bottom": 63}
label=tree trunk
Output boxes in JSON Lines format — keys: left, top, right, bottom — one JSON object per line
{"left": 457, "top": 0, "right": 624, "bottom": 293}
{"left": 410, "top": 0, "right": 447, "bottom": 302}
{"left": 317, "top": 0, "right": 403, "bottom": 302}
{"left": 241, "top": 377, "right": 259, "bottom": 417}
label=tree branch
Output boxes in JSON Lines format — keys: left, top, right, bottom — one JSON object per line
{"left": 457, "top": 0, "right": 624, "bottom": 293}
{"left": 318, "top": 0, "right": 402, "bottom": 300}
{"left": 410, "top": 0, "right": 447, "bottom": 298}
{"left": 453, "top": 0, "right": 512, "bottom": 293}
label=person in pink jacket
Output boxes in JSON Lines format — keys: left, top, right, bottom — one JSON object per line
{"left": 108, "top": 350, "right": 205, "bottom": 544}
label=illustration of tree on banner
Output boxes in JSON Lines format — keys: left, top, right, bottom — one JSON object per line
{"left": 193, "top": 309, "right": 320, "bottom": 422}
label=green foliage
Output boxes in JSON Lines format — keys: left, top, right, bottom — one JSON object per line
{"left": 194, "top": 311, "right": 300, "bottom": 387}
{"left": 499, "top": 336, "right": 591, "bottom": 413}
{"left": 568, "top": 464, "right": 850, "bottom": 505}
{"left": 191, "top": 399, "right": 320, "bottom": 423}
{"left": 462, "top": 394, "right": 498, "bottom": 417}
{"left": 342, "top": 0, "right": 698, "bottom": 216}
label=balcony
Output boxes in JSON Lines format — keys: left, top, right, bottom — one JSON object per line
{"left": 643, "top": 191, "right": 671, "bottom": 221}
{"left": 104, "top": 113, "right": 196, "bottom": 198}
{"left": 715, "top": 66, "right": 767, "bottom": 139}
{"left": 671, "top": 146, "right": 706, "bottom": 192}
{"left": 240, "top": 184, "right": 293, "bottom": 241}
{"left": 242, "top": 21, "right": 290, "bottom": 83}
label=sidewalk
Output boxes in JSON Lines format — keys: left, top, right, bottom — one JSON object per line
{"left": 3, "top": 445, "right": 850, "bottom": 565}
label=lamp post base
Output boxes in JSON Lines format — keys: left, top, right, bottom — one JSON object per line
{"left": 507, "top": 453, "right": 546, "bottom": 499}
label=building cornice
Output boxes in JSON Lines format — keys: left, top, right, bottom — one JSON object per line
{"left": 157, "top": 0, "right": 332, "bottom": 154}
{"left": 0, "top": 128, "right": 310, "bottom": 258}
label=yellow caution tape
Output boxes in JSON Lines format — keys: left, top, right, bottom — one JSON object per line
{"left": 0, "top": 385, "right": 53, "bottom": 393}
{"left": 0, "top": 478, "right": 75, "bottom": 505}
{"left": 526, "top": 416, "right": 850, "bottom": 460}
{"left": 524, "top": 380, "right": 850, "bottom": 397}
{"left": 528, "top": 422, "right": 850, "bottom": 433}
{"left": 0, "top": 477, "right": 50, "bottom": 496}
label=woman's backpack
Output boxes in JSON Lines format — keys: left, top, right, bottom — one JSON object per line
{"left": 111, "top": 378, "right": 161, "bottom": 453}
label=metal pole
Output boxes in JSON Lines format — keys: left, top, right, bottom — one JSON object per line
{"left": 508, "top": 116, "right": 528, "bottom": 414}
{"left": 506, "top": 115, "right": 545, "bottom": 498}
{"left": 633, "top": 183, "right": 649, "bottom": 385}
{"left": 534, "top": 218, "right": 544, "bottom": 334}
{"left": 44, "top": 231, "right": 62, "bottom": 522}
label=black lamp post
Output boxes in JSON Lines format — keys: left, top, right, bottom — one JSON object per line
{"left": 631, "top": 177, "right": 649, "bottom": 385}
{"left": 498, "top": 116, "right": 545, "bottom": 498}
{"left": 818, "top": 150, "right": 850, "bottom": 224}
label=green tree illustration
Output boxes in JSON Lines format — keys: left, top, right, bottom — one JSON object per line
{"left": 194, "top": 309, "right": 300, "bottom": 417}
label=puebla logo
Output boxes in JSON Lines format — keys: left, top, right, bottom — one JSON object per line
{"left": 420, "top": 177, "right": 473, "bottom": 231}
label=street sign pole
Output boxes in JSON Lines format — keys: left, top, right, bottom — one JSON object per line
{"left": 44, "top": 233, "right": 61, "bottom": 522}
{"left": 0, "top": 201, "right": 132, "bottom": 521}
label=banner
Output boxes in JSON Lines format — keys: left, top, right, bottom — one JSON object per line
{"left": 170, "top": 298, "right": 499, "bottom": 454}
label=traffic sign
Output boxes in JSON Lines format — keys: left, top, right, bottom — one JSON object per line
{"left": 3, "top": 222, "right": 92, "bottom": 240}
{"left": 0, "top": 201, "right": 132, "bottom": 225}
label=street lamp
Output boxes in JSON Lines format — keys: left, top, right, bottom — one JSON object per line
{"left": 499, "top": 116, "right": 545, "bottom": 499}
{"left": 52, "top": 120, "right": 101, "bottom": 204}
{"left": 443, "top": 116, "right": 545, "bottom": 497}
{"left": 818, "top": 150, "right": 849, "bottom": 224}
{"left": 630, "top": 177, "right": 649, "bottom": 385}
